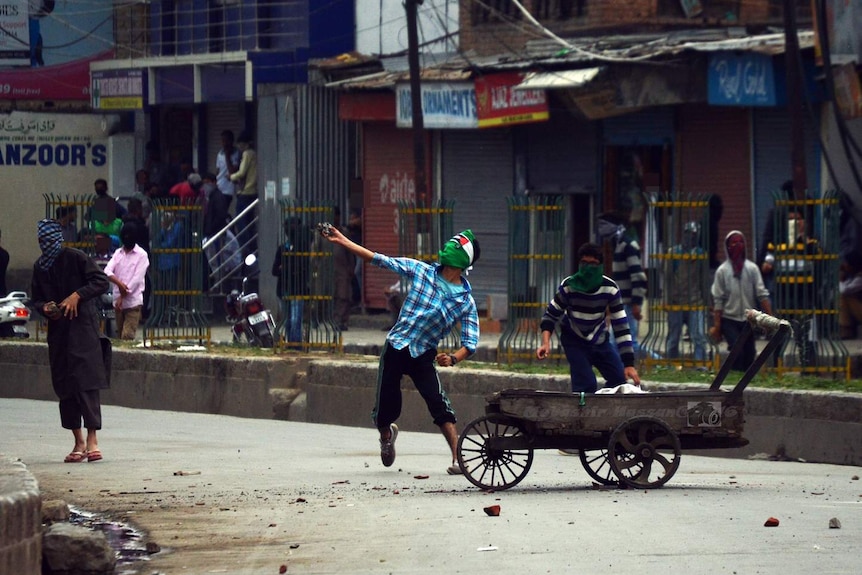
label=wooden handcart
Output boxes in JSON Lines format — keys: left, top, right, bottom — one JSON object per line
{"left": 455, "top": 310, "right": 791, "bottom": 490}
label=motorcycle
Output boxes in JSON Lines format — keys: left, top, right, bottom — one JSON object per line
{"left": 225, "top": 254, "right": 276, "bottom": 348}
{"left": 0, "top": 291, "right": 32, "bottom": 339}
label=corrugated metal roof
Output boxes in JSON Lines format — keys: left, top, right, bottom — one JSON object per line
{"left": 324, "top": 29, "right": 815, "bottom": 90}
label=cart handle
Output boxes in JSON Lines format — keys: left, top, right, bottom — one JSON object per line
{"left": 709, "top": 309, "right": 792, "bottom": 395}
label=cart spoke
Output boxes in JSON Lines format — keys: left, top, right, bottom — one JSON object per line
{"left": 653, "top": 452, "right": 674, "bottom": 473}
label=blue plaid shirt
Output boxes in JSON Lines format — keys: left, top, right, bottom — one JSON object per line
{"left": 372, "top": 254, "right": 480, "bottom": 357}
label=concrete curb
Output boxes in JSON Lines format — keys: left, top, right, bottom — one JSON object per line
{"left": 0, "top": 456, "right": 41, "bottom": 575}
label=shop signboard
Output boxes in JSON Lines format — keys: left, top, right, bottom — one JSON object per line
{"left": 475, "top": 72, "right": 548, "bottom": 128}
{"left": 91, "top": 69, "right": 146, "bottom": 110}
{"left": 708, "top": 52, "right": 776, "bottom": 106}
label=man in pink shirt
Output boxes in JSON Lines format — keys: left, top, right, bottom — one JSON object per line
{"left": 104, "top": 222, "right": 150, "bottom": 340}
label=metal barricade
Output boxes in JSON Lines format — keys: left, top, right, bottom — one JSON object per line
{"left": 397, "top": 200, "right": 456, "bottom": 350}
{"left": 274, "top": 201, "right": 341, "bottom": 353}
{"left": 498, "top": 196, "right": 566, "bottom": 365}
{"left": 768, "top": 190, "right": 848, "bottom": 379}
{"left": 641, "top": 193, "right": 718, "bottom": 373}
{"left": 43, "top": 194, "right": 97, "bottom": 253}
{"left": 144, "top": 200, "right": 210, "bottom": 345}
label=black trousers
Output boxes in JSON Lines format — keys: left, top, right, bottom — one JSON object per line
{"left": 59, "top": 390, "right": 102, "bottom": 430}
{"left": 372, "top": 342, "right": 456, "bottom": 430}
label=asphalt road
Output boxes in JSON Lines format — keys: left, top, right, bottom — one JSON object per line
{"left": 3, "top": 398, "right": 861, "bottom": 575}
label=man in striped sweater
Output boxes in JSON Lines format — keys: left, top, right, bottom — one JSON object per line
{"left": 537, "top": 242, "right": 641, "bottom": 393}
{"left": 597, "top": 212, "right": 648, "bottom": 358}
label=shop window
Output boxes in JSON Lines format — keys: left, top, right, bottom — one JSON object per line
{"left": 471, "top": 0, "right": 522, "bottom": 25}
{"left": 534, "top": 0, "right": 587, "bottom": 20}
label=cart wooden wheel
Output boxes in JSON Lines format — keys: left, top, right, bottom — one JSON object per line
{"left": 578, "top": 449, "right": 618, "bottom": 486}
{"left": 607, "top": 416, "right": 681, "bottom": 489}
{"left": 456, "top": 415, "right": 534, "bottom": 490}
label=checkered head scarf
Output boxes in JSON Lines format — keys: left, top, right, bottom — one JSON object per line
{"left": 438, "top": 230, "right": 479, "bottom": 270}
{"left": 37, "top": 218, "right": 64, "bottom": 271}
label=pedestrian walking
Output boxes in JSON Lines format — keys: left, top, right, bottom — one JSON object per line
{"left": 103, "top": 222, "right": 149, "bottom": 340}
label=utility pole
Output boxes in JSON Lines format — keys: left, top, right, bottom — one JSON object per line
{"left": 783, "top": 0, "right": 807, "bottom": 201}
{"left": 405, "top": 0, "right": 427, "bottom": 203}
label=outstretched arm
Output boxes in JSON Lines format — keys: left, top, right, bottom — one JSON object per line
{"left": 321, "top": 225, "right": 375, "bottom": 263}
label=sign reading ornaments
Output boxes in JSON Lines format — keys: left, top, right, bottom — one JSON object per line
{"left": 396, "top": 72, "right": 548, "bottom": 129}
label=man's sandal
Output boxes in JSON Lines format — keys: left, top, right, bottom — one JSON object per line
{"left": 64, "top": 451, "right": 87, "bottom": 463}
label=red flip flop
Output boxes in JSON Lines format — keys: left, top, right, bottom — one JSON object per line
{"left": 64, "top": 451, "right": 87, "bottom": 463}
{"left": 86, "top": 449, "right": 103, "bottom": 463}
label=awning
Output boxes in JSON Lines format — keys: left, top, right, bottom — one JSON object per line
{"left": 515, "top": 67, "right": 602, "bottom": 90}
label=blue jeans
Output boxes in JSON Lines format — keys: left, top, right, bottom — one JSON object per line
{"left": 666, "top": 309, "right": 707, "bottom": 361}
{"left": 282, "top": 300, "right": 304, "bottom": 347}
{"left": 560, "top": 332, "right": 626, "bottom": 393}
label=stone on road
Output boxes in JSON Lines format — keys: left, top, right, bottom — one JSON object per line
{"left": 2, "top": 399, "right": 860, "bottom": 574}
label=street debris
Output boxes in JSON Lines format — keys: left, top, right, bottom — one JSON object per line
{"left": 829, "top": 518, "right": 841, "bottom": 529}
{"left": 764, "top": 517, "right": 780, "bottom": 527}
{"left": 173, "top": 470, "right": 201, "bottom": 476}
{"left": 414, "top": 475, "right": 429, "bottom": 480}
{"left": 477, "top": 546, "right": 498, "bottom": 552}
{"left": 279, "top": 565, "right": 287, "bottom": 574}
{"left": 483, "top": 505, "right": 501, "bottom": 516}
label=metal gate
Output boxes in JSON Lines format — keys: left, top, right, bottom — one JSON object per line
{"left": 768, "top": 190, "right": 848, "bottom": 379}
{"left": 641, "top": 194, "right": 718, "bottom": 372}
{"left": 145, "top": 201, "right": 210, "bottom": 345}
{"left": 498, "top": 195, "right": 566, "bottom": 364}
{"left": 274, "top": 200, "right": 341, "bottom": 353}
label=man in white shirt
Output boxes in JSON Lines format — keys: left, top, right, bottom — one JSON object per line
{"left": 216, "top": 130, "right": 240, "bottom": 208}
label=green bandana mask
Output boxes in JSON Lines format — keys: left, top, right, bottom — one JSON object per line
{"left": 565, "top": 263, "right": 604, "bottom": 292}
{"left": 438, "top": 230, "right": 477, "bottom": 269}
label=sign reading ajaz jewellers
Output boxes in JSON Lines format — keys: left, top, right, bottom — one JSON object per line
{"left": 396, "top": 73, "right": 548, "bottom": 129}
{"left": 474, "top": 72, "right": 549, "bottom": 128}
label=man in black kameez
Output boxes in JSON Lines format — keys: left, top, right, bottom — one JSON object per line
{"left": 31, "top": 219, "right": 111, "bottom": 463}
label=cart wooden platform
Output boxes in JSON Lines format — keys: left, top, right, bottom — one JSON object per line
{"left": 455, "top": 310, "right": 791, "bottom": 490}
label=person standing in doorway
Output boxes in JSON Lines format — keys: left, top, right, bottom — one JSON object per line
{"left": 30, "top": 219, "right": 111, "bottom": 463}
{"left": 596, "top": 212, "right": 648, "bottom": 359}
{"left": 332, "top": 207, "right": 357, "bottom": 331}
{"left": 664, "top": 221, "right": 709, "bottom": 363}
{"left": 216, "top": 130, "right": 240, "bottom": 209}
{"left": 230, "top": 131, "right": 258, "bottom": 256}
{"left": 321, "top": 224, "right": 480, "bottom": 475}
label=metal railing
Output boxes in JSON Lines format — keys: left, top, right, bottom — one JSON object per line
{"left": 203, "top": 198, "right": 258, "bottom": 295}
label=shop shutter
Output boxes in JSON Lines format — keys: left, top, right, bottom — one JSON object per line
{"left": 441, "top": 129, "right": 514, "bottom": 311}
{"left": 753, "top": 108, "right": 821, "bottom": 255}
{"left": 678, "top": 104, "right": 752, "bottom": 257}
{"left": 526, "top": 114, "right": 598, "bottom": 195}
{"left": 363, "top": 123, "right": 421, "bottom": 310}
